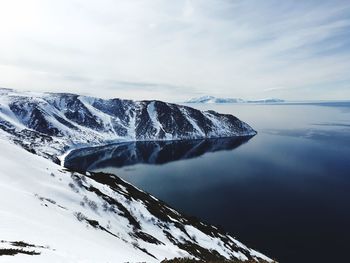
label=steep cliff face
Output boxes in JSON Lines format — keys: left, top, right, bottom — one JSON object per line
{"left": 0, "top": 89, "right": 256, "bottom": 160}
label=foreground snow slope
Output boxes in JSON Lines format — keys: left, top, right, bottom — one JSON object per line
{"left": 0, "top": 88, "right": 256, "bottom": 161}
{"left": 0, "top": 138, "right": 274, "bottom": 263}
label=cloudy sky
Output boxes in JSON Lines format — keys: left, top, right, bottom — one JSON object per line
{"left": 0, "top": 0, "right": 350, "bottom": 101}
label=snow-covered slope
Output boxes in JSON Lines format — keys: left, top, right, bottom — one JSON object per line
{"left": 185, "top": 96, "right": 284, "bottom": 104}
{"left": 0, "top": 88, "right": 275, "bottom": 262}
{"left": 0, "top": 89, "right": 256, "bottom": 161}
{"left": 0, "top": 138, "right": 274, "bottom": 262}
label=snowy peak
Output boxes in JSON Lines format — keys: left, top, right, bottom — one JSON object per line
{"left": 0, "top": 89, "right": 256, "bottom": 160}
{"left": 185, "top": 96, "right": 284, "bottom": 104}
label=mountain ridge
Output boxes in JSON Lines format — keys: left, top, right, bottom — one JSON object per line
{"left": 185, "top": 96, "right": 284, "bottom": 104}
{"left": 0, "top": 89, "right": 256, "bottom": 162}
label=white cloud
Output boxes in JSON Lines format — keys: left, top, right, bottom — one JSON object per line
{"left": 0, "top": 0, "right": 349, "bottom": 101}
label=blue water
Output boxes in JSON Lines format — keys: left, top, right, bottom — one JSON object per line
{"left": 65, "top": 102, "right": 350, "bottom": 263}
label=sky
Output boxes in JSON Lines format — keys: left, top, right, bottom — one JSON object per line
{"left": 0, "top": 0, "right": 350, "bottom": 102}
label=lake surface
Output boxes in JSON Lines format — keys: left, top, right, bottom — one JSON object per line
{"left": 65, "top": 102, "right": 350, "bottom": 263}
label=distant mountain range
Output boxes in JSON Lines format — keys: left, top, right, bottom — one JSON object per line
{"left": 185, "top": 96, "right": 285, "bottom": 104}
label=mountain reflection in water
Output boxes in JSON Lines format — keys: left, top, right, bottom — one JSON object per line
{"left": 64, "top": 136, "right": 252, "bottom": 172}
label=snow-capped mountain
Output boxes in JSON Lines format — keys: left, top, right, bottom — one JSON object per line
{"left": 185, "top": 96, "right": 284, "bottom": 104}
{"left": 185, "top": 96, "right": 245, "bottom": 104}
{"left": 0, "top": 88, "right": 275, "bottom": 262}
{"left": 0, "top": 89, "right": 256, "bottom": 162}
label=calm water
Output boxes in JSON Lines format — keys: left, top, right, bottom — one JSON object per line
{"left": 65, "top": 103, "right": 350, "bottom": 263}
